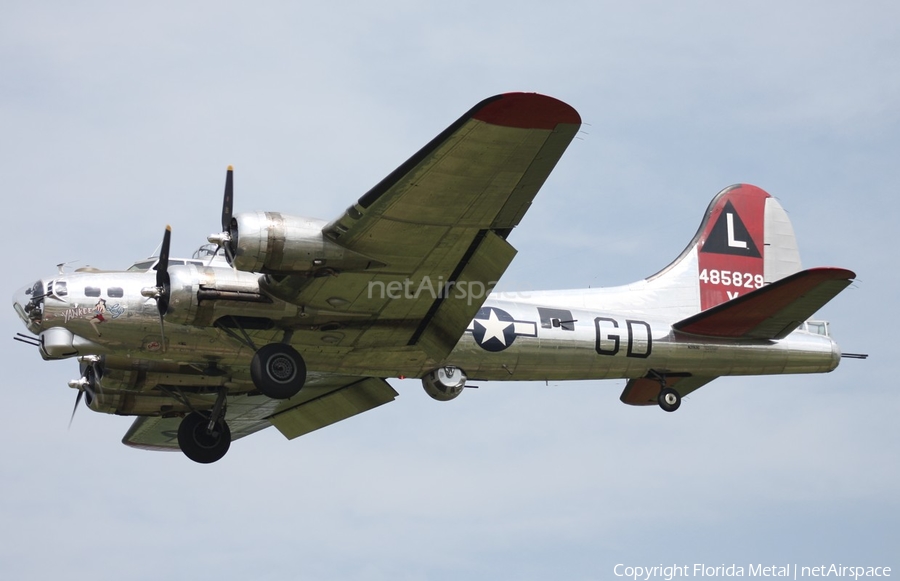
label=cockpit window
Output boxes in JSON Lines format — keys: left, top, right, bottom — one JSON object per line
{"left": 193, "top": 244, "right": 219, "bottom": 259}
{"left": 128, "top": 260, "right": 155, "bottom": 272}
{"left": 128, "top": 258, "right": 201, "bottom": 272}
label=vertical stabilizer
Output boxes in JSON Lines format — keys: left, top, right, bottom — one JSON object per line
{"left": 648, "top": 184, "right": 803, "bottom": 313}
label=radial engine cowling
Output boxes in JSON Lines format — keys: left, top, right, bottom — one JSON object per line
{"left": 422, "top": 367, "right": 467, "bottom": 402}
{"left": 229, "top": 212, "right": 375, "bottom": 274}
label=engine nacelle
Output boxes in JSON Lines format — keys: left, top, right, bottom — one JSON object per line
{"left": 422, "top": 367, "right": 467, "bottom": 401}
{"left": 229, "top": 212, "right": 376, "bottom": 274}
{"left": 162, "top": 264, "right": 299, "bottom": 326}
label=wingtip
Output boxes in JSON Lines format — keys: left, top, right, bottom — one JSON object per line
{"left": 473, "top": 92, "right": 581, "bottom": 130}
{"left": 227, "top": 165, "right": 233, "bottom": 172}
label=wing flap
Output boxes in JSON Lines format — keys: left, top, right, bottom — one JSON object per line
{"left": 121, "top": 376, "right": 399, "bottom": 451}
{"left": 408, "top": 229, "right": 517, "bottom": 358}
{"left": 673, "top": 267, "right": 855, "bottom": 340}
{"left": 122, "top": 417, "right": 182, "bottom": 451}
{"left": 122, "top": 407, "right": 275, "bottom": 452}
{"left": 270, "top": 377, "right": 397, "bottom": 439}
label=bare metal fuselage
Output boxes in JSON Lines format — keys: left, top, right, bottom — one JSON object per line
{"left": 15, "top": 262, "right": 839, "bottom": 411}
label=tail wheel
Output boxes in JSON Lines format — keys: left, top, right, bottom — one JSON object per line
{"left": 250, "top": 343, "right": 306, "bottom": 399}
{"left": 658, "top": 387, "right": 681, "bottom": 412}
{"left": 177, "top": 412, "right": 231, "bottom": 464}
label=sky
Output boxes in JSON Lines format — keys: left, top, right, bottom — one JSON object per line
{"left": 1, "top": 1, "right": 898, "bottom": 579}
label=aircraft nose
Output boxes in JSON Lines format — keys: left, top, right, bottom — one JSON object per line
{"left": 12, "top": 282, "right": 42, "bottom": 333}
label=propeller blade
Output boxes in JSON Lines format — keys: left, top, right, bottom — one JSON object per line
{"left": 68, "top": 389, "right": 83, "bottom": 429}
{"left": 157, "top": 309, "right": 167, "bottom": 353}
{"left": 149, "top": 226, "right": 172, "bottom": 352}
{"left": 206, "top": 166, "right": 237, "bottom": 265}
{"left": 85, "top": 358, "right": 104, "bottom": 394}
{"left": 222, "top": 166, "right": 235, "bottom": 264}
{"left": 222, "top": 165, "right": 234, "bottom": 233}
{"left": 154, "top": 226, "right": 172, "bottom": 316}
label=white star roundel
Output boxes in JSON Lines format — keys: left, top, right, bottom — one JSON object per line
{"left": 469, "top": 307, "right": 537, "bottom": 352}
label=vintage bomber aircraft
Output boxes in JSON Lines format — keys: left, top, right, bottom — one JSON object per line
{"left": 13, "top": 93, "right": 859, "bottom": 463}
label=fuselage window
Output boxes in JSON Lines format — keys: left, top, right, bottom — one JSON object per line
{"left": 53, "top": 281, "right": 68, "bottom": 297}
{"left": 108, "top": 287, "right": 125, "bottom": 298}
{"left": 85, "top": 287, "right": 101, "bottom": 297}
{"left": 807, "top": 321, "right": 828, "bottom": 336}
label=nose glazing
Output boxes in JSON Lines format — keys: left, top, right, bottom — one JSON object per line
{"left": 12, "top": 281, "right": 44, "bottom": 332}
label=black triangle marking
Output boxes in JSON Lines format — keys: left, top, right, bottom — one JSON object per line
{"left": 701, "top": 201, "right": 762, "bottom": 257}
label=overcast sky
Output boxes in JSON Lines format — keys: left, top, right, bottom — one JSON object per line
{"left": 1, "top": 2, "right": 897, "bottom": 579}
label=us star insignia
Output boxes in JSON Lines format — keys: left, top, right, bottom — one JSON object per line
{"left": 467, "top": 306, "right": 537, "bottom": 352}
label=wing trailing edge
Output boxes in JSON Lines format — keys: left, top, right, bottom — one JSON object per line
{"left": 672, "top": 267, "right": 855, "bottom": 340}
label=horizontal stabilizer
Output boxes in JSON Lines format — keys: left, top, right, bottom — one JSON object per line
{"left": 673, "top": 267, "right": 855, "bottom": 340}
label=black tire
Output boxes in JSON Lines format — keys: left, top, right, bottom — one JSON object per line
{"left": 250, "top": 343, "right": 306, "bottom": 399}
{"left": 658, "top": 387, "right": 681, "bottom": 412}
{"left": 177, "top": 412, "right": 231, "bottom": 464}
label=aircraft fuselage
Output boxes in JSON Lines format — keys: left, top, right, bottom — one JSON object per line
{"left": 14, "top": 263, "right": 839, "bottom": 391}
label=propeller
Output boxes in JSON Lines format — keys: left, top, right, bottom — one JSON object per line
{"left": 68, "top": 358, "right": 102, "bottom": 429}
{"left": 141, "top": 225, "right": 172, "bottom": 352}
{"left": 68, "top": 388, "right": 85, "bottom": 429}
{"left": 207, "top": 165, "right": 235, "bottom": 264}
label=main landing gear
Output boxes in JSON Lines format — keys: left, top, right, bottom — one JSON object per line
{"left": 178, "top": 411, "right": 231, "bottom": 464}
{"left": 650, "top": 370, "right": 682, "bottom": 412}
{"left": 250, "top": 343, "right": 307, "bottom": 400}
{"left": 178, "top": 388, "right": 230, "bottom": 464}
{"left": 176, "top": 343, "right": 307, "bottom": 463}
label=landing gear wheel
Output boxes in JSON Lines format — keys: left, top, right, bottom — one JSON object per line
{"left": 177, "top": 411, "right": 231, "bottom": 464}
{"left": 251, "top": 343, "right": 306, "bottom": 399}
{"left": 658, "top": 387, "right": 681, "bottom": 412}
